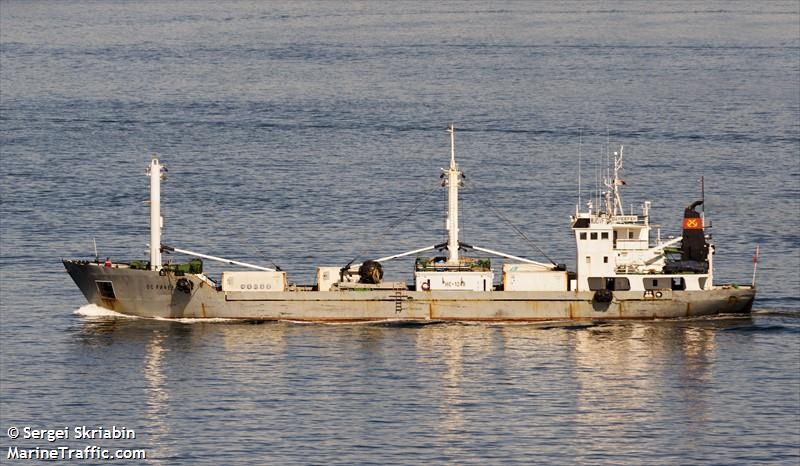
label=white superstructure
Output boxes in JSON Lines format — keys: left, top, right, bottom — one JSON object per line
{"left": 570, "top": 147, "right": 711, "bottom": 293}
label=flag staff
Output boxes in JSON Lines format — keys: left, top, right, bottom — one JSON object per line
{"left": 751, "top": 244, "right": 759, "bottom": 287}
{"left": 701, "top": 176, "right": 705, "bottom": 224}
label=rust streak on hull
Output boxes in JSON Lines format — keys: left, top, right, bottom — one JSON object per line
{"left": 64, "top": 262, "right": 756, "bottom": 323}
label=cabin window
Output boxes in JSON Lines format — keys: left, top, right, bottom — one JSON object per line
{"left": 606, "top": 277, "right": 630, "bottom": 291}
{"left": 580, "top": 232, "right": 587, "bottom": 240}
{"left": 644, "top": 278, "right": 671, "bottom": 290}
{"left": 589, "top": 277, "right": 630, "bottom": 291}
{"left": 587, "top": 277, "right": 605, "bottom": 291}
{"left": 601, "top": 232, "right": 609, "bottom": 239}
{"left": 628, "top": 231, "right": 635, "bottom": 239}
{"left": 585, "top": 256, "right": 591, "bottom": 264}
{"left": 603, "top": 256, "right": 608, "bottom": 263}
{"left": 699, "top": 277, "right": 707, "bottom": 289}
{"left": 590, "top": 232, "right": 598, "bottom": 240}
{"left": 96, "top": 281, "right": 116, "bottom": 299}
{"left": 671, "top": 277, "right": 686, "bottom": 290}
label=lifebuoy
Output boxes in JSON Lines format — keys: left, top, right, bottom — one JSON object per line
{"left": 655, "top": 291, "right": 663, "bottom": 298}
{"left": 421, "top": 281, "right": 431, "bottom": 291}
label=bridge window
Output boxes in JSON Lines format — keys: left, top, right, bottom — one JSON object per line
{"left": 588, "top": 277, "right": 630, "bottom": 291}
{"left": 588, "top": 277, "right": 605, "bottom": 290}
{"left": 580, "top": 232, "right": 587, "bottom": 240}
{"left": 590, "top": 232, "right": 598, "bottom": 240}
{"left": 606, "top": 277, "right": 630, "bottom": 291}
{"left": 601, "top": 232, "right": 609, "bottom": 239}
{"left": 628, "top": 231, "right": 635, "bottom": 239}
{"left": 644, "top": 278, "right": 672, "bottom": 290}
{"left": 96, "top": 281, "right": 116, "bottom": 299}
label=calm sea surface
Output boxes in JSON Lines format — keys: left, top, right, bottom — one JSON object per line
{"left": 1, "top": 1, "right": 799, "bottom": 464}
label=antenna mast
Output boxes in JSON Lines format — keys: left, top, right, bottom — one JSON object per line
{"left": 577, "top": 130, "right": 582, "bottom": 215}
{"left": 612, "top": 146, "right": 624, "bottom": 216}
{"left": 606, "top": 126, "right": 610, "bottom": 200}
{"left": 701, "top": 176, "right": 705, "bottom": 224}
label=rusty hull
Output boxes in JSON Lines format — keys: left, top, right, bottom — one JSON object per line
{"left": 64, "top": 261, "right": 755, "bottom": 322}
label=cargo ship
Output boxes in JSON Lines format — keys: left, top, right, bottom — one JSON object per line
{"left": 64, "top": 126, "right": 756, "bottom": 321}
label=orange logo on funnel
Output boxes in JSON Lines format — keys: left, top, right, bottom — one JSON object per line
{"left": 683, "top": 218, "right": 703, "bottom": 229}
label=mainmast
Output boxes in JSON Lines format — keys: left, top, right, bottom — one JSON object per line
{"left": 147, "top": 157, "right": 166, "bottom": 271}
{"left": 445, "top": 124, "right": 462, "bottom": 265}
{"left": 613, "top": 146, "right": 624, "bottom": 216}
{"left": 604, "top": 145, "right": 625, "bottom": 216}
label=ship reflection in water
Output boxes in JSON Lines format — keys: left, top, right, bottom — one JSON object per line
{"left": 143, "top": 330, "right": 170, "bottom": 465}
{"left": 570, "top": 323, "right": 721, "bottom": 461}
{"left": 73, "top": 314, "right": 785, "bottom": 464}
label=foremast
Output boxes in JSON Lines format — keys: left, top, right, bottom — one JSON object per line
{"left": 146, "top": 157, "right": 166, "bottom": 271}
